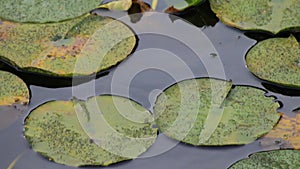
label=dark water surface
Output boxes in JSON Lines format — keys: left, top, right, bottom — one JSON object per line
{"left": 0, "top": 2, "right": 299, "bottom": 169}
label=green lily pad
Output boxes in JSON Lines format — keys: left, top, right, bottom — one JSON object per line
{"left": 0, "top": 71, "right": 29, "bottom": 106}
{"left": 229, "top": 150, "right": 300, "bottom": 169}
{"left": 164, "top": 0, "right": 205, "bottom": 12}
{"left": 246, "top": 36, "right": 300, "bottom": 88}
{"left": 0, "top": 0, "right": 102, "bottom": 23}
{"left": 0, "top": 14, "right": 136, "bottom": 77}
{"left": 209, "top": 0, "right": 300, "bottom": 34}
{"left": 24, "top": 95, "right": 157, "bottom": 167}
{"left": 153, "top": 78, "right": 280, "bottom": 146}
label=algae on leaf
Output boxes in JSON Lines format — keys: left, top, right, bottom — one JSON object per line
{"left": 75, "top": 96, "right": 157, "bottom": 158}
{"left": 153, "top": 78, "right": 280, "bottom": 146}
{"left": 0, "top": 15, "right": 136, "bottom": 77}
{"left": 209, "top": 0, "right": 300, "bottom": 34}
{"left": 229, "top": 150, "right": 300, "bottom": 169}
{"left": 246, "top": 36, "right": 300, "bottom": 88}
{"left": 0, "top": 0, "right": 101, "bottom": 23}
{"left": 24, "top": 96, "right": 157, "bottom": 167}
{"left": 0, "top": 71, "right": 29, "bottom": 106}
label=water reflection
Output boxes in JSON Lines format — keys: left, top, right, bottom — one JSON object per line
{"left": 0, "top": 3, "right": 299, "bottom": 169}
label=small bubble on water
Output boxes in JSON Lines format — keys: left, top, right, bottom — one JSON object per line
{"left": 210, "top": 53, "right": 217, "bottom": 58}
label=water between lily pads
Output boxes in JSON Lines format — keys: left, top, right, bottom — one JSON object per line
{"left": 1, "top": 4, "right": 300, "bottom": 169}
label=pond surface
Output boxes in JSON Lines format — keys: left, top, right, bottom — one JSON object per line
{"left": 0, "top": 1, "right": 299, "bottom": 169}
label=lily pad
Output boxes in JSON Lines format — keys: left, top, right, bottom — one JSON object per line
{"left": 246, "top": 36, "right": 300, "bottom": 88}
{"left": 153, "top": 78, "right": 280, "bottom": 146}
{"left": 260, "top": 113, "right": 300, "bottom": 149}
{"left": 209, "top": 0, "right": 300, "bottom": 34}
{"left": 0, "top": 0, "right": 102, "bottom": 23}
{"left": 229, "top": 150, "right": 300, "bottom": 168}
{"left": 0, "top": 15, "right": 136, "bottom": 77}
{"left": 164, "top": 0, "right": 205, "bottom": 12}
{"left": 24, "top": 95, "right": 157, "bottom": 167}
{"left": 0, "top": 71, "right": 29, "bottom": 106}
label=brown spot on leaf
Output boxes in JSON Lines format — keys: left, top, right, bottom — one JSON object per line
{"left": 260, "top": 113, "right": 300, "bottom": 149}
{"left": 165, "top": 6, "right": 181, "bottom": 13}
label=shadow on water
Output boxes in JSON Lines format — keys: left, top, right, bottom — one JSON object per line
{"left": 262, "top": 82, "right": 300, "bottom": 96}
{"left": 0, "top": 59, "right": 111, "bottom": 88}
{"left": 245, "top": 31, "right": 300, "bottom": 42}
{"left": 169, "top": 1, "right": 219, "bottom": 28}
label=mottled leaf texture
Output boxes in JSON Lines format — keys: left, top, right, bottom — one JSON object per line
{"left": 246, "top": 36, "right": 300, "bottom": 88}
{"left": 229, "top": 150, "right": 300, "bottom": 169}
{"left": 0, "top": 71, "right": 29, "bottom": 106}
{"left": 0, "top": 15, "right": 136, "bottom": 77}
{"left": 0, "top": 0, "right": 102, "bottom": 23}
{"left": 24, "top": 96, "right": 157, "bottom": 167}
{"left": 210, "top": 0, "right": 300, "bottom": 34}
{"left": 154, "top": 78, "right": 280, "bottom": 146}
{"left": 260, "top": 113, "right": 300, "bottom": 149}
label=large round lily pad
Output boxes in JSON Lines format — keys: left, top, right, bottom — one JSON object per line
{"left": 153, "top": 78, "right": 280, "bottom": 146}
{"left": 209, "top": 0, "right": 300, "bottom": 34}
{"left": 246, "top": 36, "right": 300, "bottom": 88}
{"left": 24, "top": 95, "right": 157, "bottom": 167}
{"left": 0, "top": 71, "right": 29, "bottom": 106}
{"left": 0, "top": 14, "right": 136, "bottom": 77}
{"left": 229, "top": 150, "right": 300, "bottom": 168}
{"left": 0, "top": 0, "right": 102, "bottom": 23}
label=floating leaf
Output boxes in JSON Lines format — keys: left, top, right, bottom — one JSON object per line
{"left": 229, "top": 150, "right": 300, "bottom": 168}
{"left": 259, "top": 113, "right": 300, "bottom": 149}
{"left": 99, "top": 0, "right": 132, "bottom": 11}
{"left": 164, "top": 0, "right": 205, "bottom": 13}
{"left": 154, "top": 78, "right": 280, "bottom": 146}
{"left": 0, "top": 71, "right": 29, "bottom": 106}
{"left": 246, "top": 36, "right": 300, "bottom": 88}
{"left": 0, "top": 15, "right": 136, "bottom": 77}
{"left": 209, "top": 0, "right": 300, "bottom": 34}
{"left": 0, "top": 0, "right": 102, "bottom": 23}
{"left": 24, "top": 95, "right": 157, "bottom": 167}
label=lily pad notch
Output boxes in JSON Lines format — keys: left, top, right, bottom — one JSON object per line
{"left": 24, "top": 95, "right": 157, "bottom": 167}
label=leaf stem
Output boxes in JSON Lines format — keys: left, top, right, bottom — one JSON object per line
{"left": 7, "top": 151, "right": 26, "bottom": 169}
{"left": 152, "top": 0, "right": 158, "bottom": 10}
